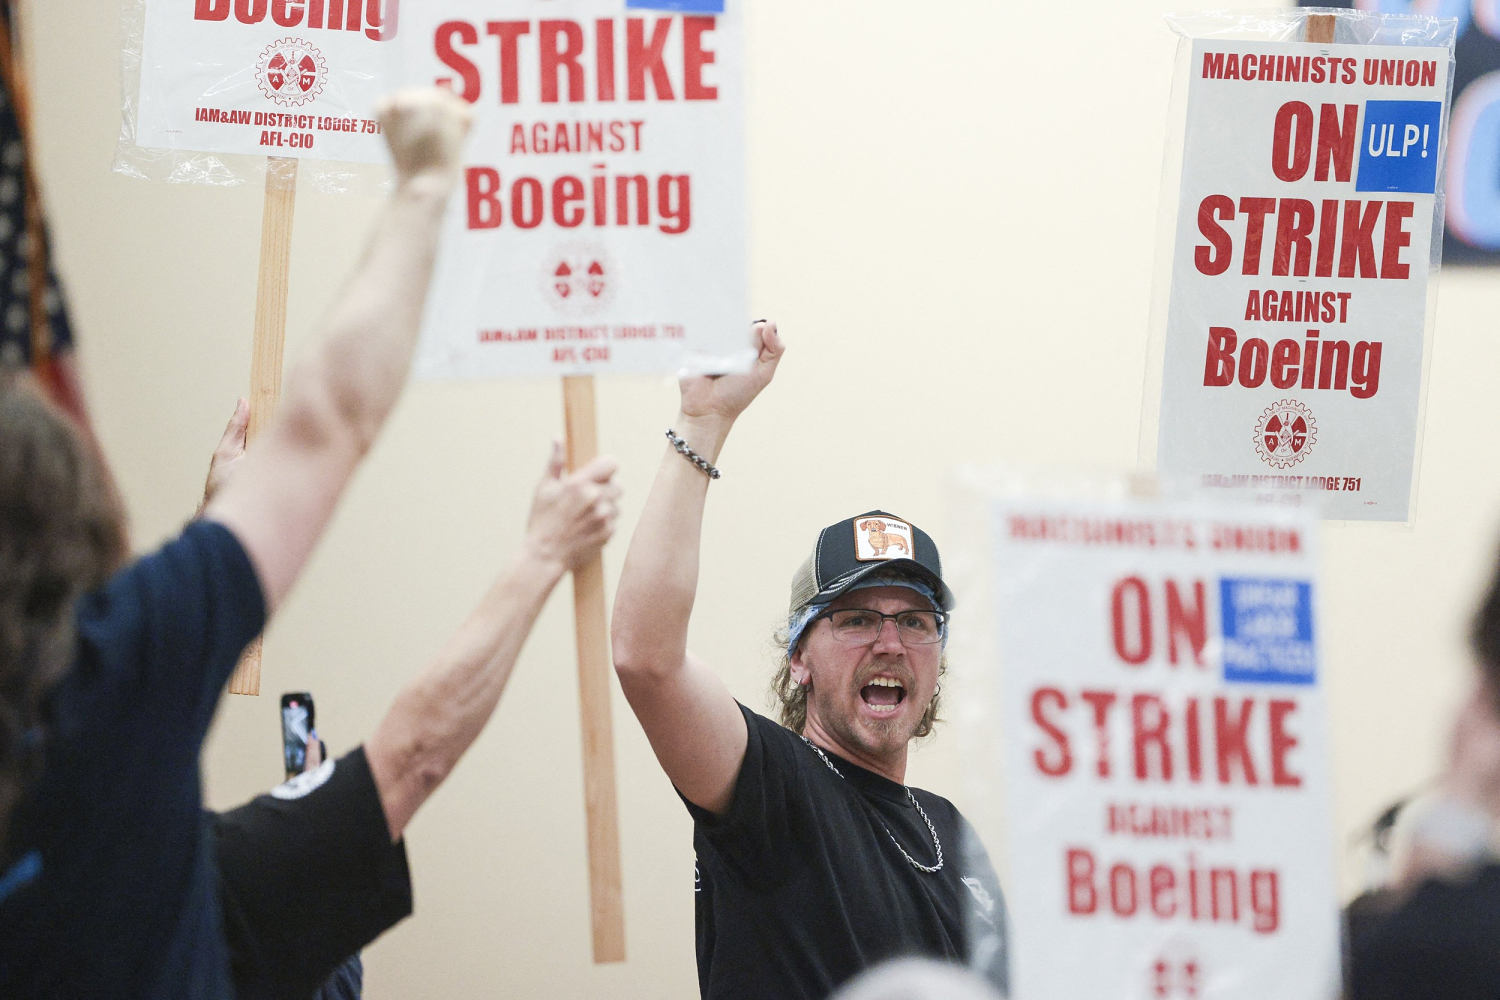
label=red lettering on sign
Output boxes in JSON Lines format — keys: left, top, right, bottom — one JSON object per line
{"left": 1194, "top": 196, "right": 1414, "bottom": 279}
{"left": 1268, "top": 699, "right": 1302, "bottom": 788}
{"left": 1032, "top": 687, "right": 1072, "bottom": 777}
{"left": 196, "top": 0, "right": 395, "bottom": 41}
{"left": 435, "top": 21, "right": 481, "bottom": 101}
{"left": 682, "top": 17, "right": 718, "bottom": 99}
{"left": 1112, "top": 577, "right": 1152, "bottom": 666}
{"left": 434, "top": 17, "right": 720, "bottom": 105}
{"left": 1028, "top": 687, "right": 1306, "bottom": 789}
{"left": 1066, "top": 847, "right": 1281, "bottom": 934}
{"left": 1316, "top": 103, "right": 1358, "bottom": 182}
{"left": 488, "top": 22, "right": 532, "bottom": 105}
{"left": 1110, "top": 577, "right": 1208, "bottom": 666}
{"left": 1133, "top": 694, "right": 1172, "bottom": 781}
{"left": 1202, "top": 326, "right": 1381, "bottom": 399}
{"left": 1271, "top": 102, "right": 1313, "bottom": 182}
{"left": 1270, "top": 102, "right": 1356, "bottom": 183}
{"left": 1214, "top": 698, "right": 1257, "bottom": 785}
{"left": 596, "top": 19, "right": 617, "bottom": 102}
{"left": 1082, "top": 690, "right": 1118, "bottom": 779}
{"left": 627, "top": 18, "right": 674, "bottom": 100}
{"left": 540, "top": 20, "right": 586, "bottom": 103}
{"left": 465, "top": 165, "right": 692, "bottom": 234}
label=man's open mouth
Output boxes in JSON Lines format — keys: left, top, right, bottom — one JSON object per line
{"left": 860, "top": 677, "right": 906, "bottom": 714}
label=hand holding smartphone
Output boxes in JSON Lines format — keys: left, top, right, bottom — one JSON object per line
{"left": 280, "top": 692, "right": 314, "bottom": 779}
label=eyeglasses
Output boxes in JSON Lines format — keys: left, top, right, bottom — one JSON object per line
{"left": 813, "top": 608, "right": 948, "bottom": 646}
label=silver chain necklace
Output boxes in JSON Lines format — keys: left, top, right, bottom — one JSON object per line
{"left": 799, "top": 735, "right": 944, "bottom": 874}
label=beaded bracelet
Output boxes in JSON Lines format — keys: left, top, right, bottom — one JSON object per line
{"left": 666, "top": 429, "right": 721, "bottom": 479}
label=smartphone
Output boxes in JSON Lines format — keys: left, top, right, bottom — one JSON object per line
{"left": 280, "top": 691, "right": 314, "bottom": 778}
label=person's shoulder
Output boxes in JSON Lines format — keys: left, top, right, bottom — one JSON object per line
{"left": 174, "top": 517, "right": 255, "bottom": 570}
{"left": 732, "top": 703, "right": 816, "bottom": 781}
{"left": 908, "top": 781, "right": 967, "bottom": 825}
{"left": 67, "top": 518, "right": 265, "bottom": 716}
{"left": 78, "top": 519, "right": 258, "bottom": 628}
{"left": 151, "top": 519, "right": 262, "bottom": 609}
{"left": 738, "top": 703, "right": 781, "bottom": 735}
{"left": 739, "top": 704, "right": 805, "bottom": 753}
{"left": 906, "top": 777, "right": 957, "bottom": 807}
{"left": 92, "top": 520, "right": 249, "bottom": 595}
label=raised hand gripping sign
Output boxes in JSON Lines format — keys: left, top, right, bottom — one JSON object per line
{"left": 1150, "top": 11, "right": 1456, "bottom": 522}
{"left": 397, "top": 1, "right": 749, "bottom": 379}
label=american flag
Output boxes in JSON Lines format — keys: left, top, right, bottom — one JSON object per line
{"left": 0, "top": 1, "right": 94, "bottom": 436}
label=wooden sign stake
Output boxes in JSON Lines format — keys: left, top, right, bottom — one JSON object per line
{"left": 562, "top": 374, "right": 626, "bottom": 963}
{"left": 228, "top": 154, "right": 298, "bottom": 697}
{"left": 1307, "top": 12, "right": 1335, "bottom": 45}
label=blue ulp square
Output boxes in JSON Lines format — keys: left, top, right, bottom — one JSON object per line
{"left": 626, "top": 0, "right": 725, "bottom": 11}
{"left": 1220, "top": 577, "right": 1316, "bottom": 685}
{"left": 1356, "top": 100, "right": 1443, "bottom": 194}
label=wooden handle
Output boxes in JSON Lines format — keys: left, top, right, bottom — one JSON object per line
{"left": 1306, "top": 12, "right": 1335, "bottom": 44}
{"left": 563, "top": 375, "right": 626, "bottom": 963}
{"left": 228, "top": 156, "right": 299, "bottom": 697}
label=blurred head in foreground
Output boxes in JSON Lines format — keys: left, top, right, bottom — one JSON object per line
{"left": 0, "top": 374, "right": 126, "bottom": 840}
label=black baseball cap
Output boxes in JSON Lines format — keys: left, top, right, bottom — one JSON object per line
{"left": 788, "top": 510, "right": 954, "bottom": 614}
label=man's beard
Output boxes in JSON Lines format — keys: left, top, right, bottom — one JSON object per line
{"left": 821, "top": 690, "right": 919, "bottom": 758}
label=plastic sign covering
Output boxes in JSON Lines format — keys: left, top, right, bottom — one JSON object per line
{"left": 399, "top": 0, "right": 749, "bottom": 378}
{"left": 129, "top": 0, "right": 398, "bottom": 170}
{"left": 1155, "top": 13, "right": 1455, "bottom": 521}
{"left": 970, "top": 485, "right": 1335, "bottom": 999}
{"left": 1298, "top": 0, "right": 1500, "bottom": 265}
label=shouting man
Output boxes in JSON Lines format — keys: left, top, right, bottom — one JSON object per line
{"left": 612, "top": 322, "right": 1008, "bottom": 999}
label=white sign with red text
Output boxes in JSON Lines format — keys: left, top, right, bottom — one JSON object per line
{"left": 135, "top": 0, "right": 398, "bottom": 162}
{"left": 1157, "top": 40, "right": 1451, "bottom": 521}
{"left": 992, "top": 496, "right": 1336, "bottom": 999}
{"left": 398, "top": 0, "right": 747, "bottom": 378}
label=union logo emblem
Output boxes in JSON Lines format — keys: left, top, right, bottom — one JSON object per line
{"left": 1252, "top": 399, "right": 1318, "bottom": 469}
{"left": 542, "top": 243, "right": 615, "bottom": 316}
{"left": 257, "top": 38, "right": 328, "bottom": 107}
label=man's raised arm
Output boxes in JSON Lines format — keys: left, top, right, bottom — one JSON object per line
{"left": 202, "top": 88, "right": 470, "bottom": 613}
{"left": 365, "top": 443, "right": 620, "bottom": 840}
{"left": 611, "top": 321, "right": 783, "bottom": 816}
{"left": 193, "top": 409, "right": 622, "bottom": 840}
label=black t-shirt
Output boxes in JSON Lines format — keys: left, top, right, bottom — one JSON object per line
{"left": 686, "top": 705, "right": 1009, "bottom": 1000}
{"left": 1346, "top": 864, "right": 1500, "bottom": 999}
{"left": 0, "top": 520, "right": 265, "bottom": 998}
{"left": 215, "top": 745, "right": 413, "bottom": 1000}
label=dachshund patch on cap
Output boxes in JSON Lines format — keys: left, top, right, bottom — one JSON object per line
{"left": 853, "top": 517, "right": 914, "bottom": 562}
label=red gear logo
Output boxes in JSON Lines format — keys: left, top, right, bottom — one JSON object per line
{"left": 257, "top": 38, "right": 328, "bottom": 107}
{"left": 542, "top": 244, "right": 615, "bottom": 316}
{"left": 1252, "top": 399, "right": 1318, "bottom": 469}
{"left": 551, "top": 260, "right": 606, "bottom": 299}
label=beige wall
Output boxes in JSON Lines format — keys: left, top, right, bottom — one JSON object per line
{"left": 22, "top": 1, "right": 1500, "bottom": 996}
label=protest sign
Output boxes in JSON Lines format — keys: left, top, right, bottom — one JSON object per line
{"left": 396, "top": 0, "right": 749, "bottom": 378}
{"left": 128, "top": 0, "right": 409, "bottom": 693}
{"left": 133, "top": 0, "right": 397, "bottom": 164}
{"left": 1155, "top": 20, "right": 1454, "bottom": 521}
{"left": 981, "top": 493, "right": 1336, "bottom": 999}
